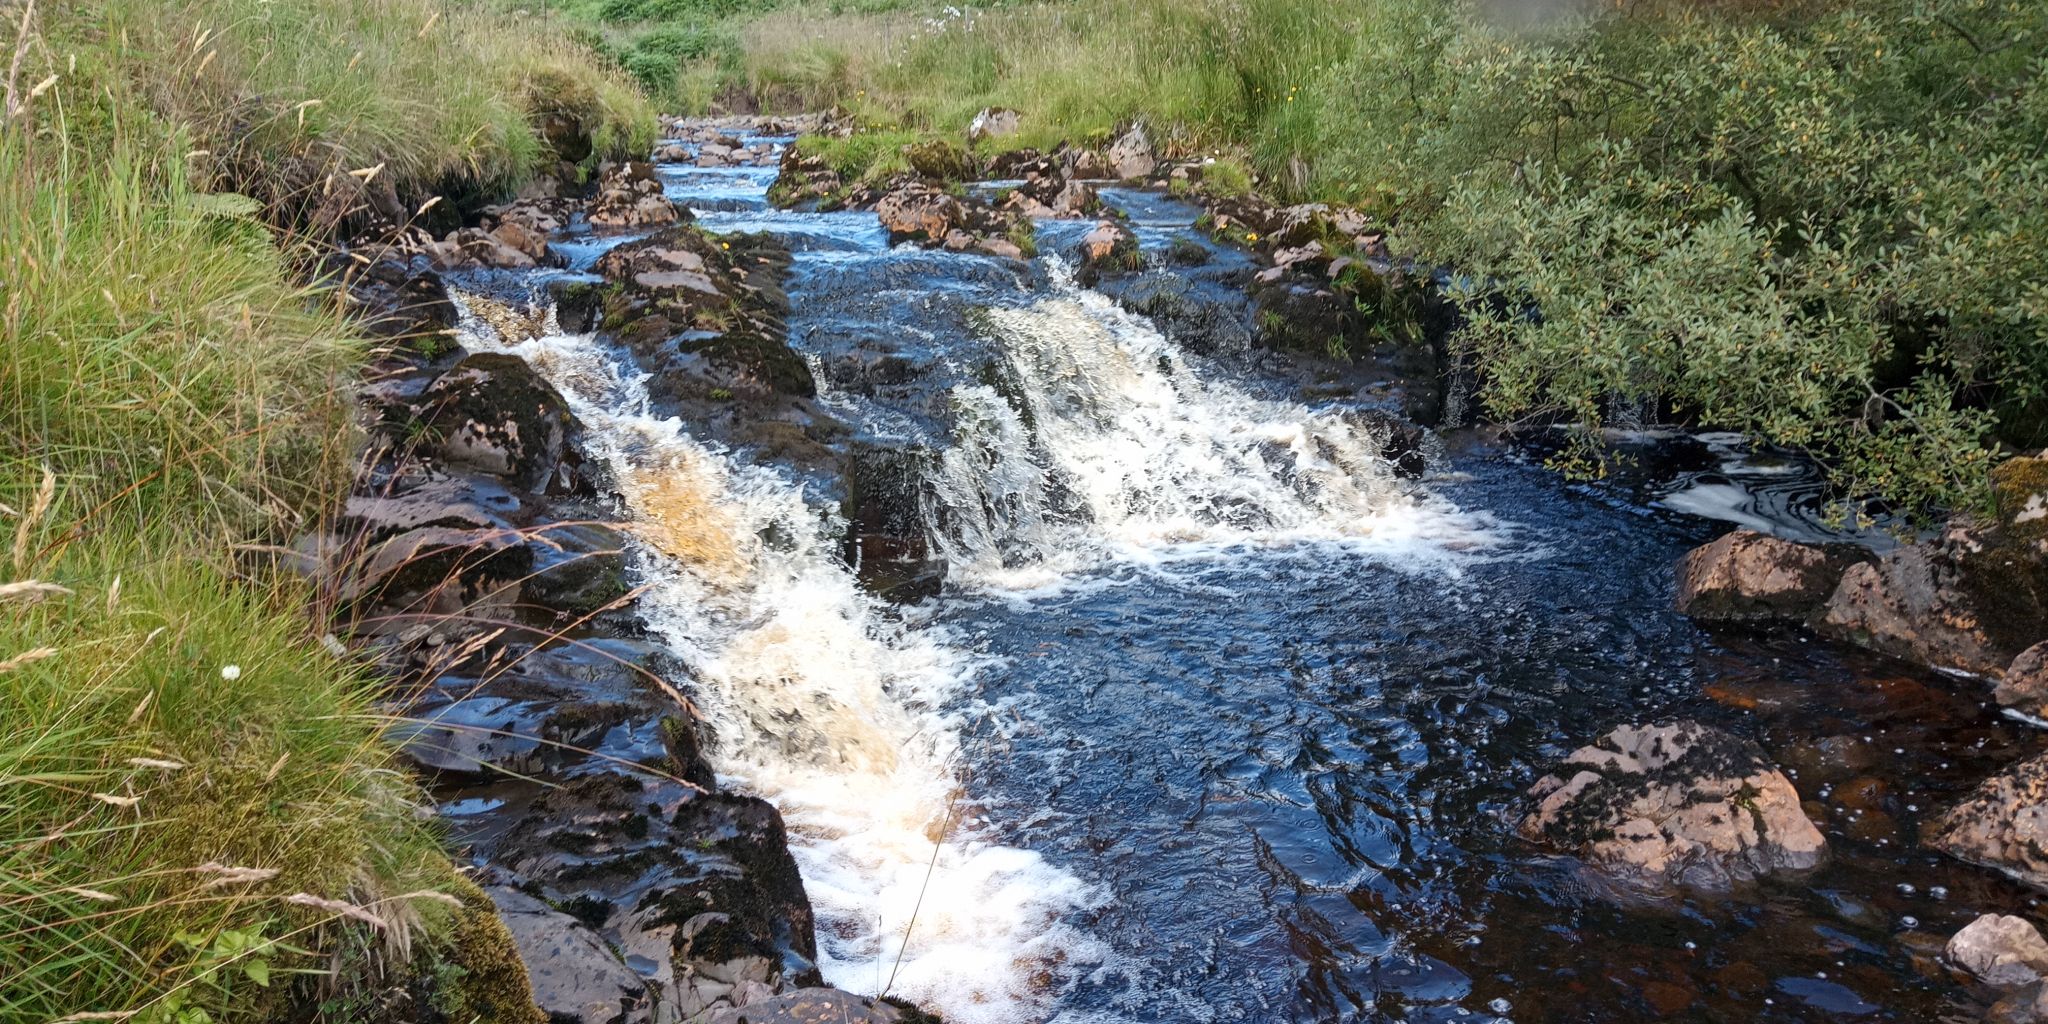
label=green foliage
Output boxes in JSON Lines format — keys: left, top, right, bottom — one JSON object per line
{"left": 730, "top": 0, "right": 2046, "bottom": 513}
{"left": 1326, "top": 0, "right": 2047, "bottom": 512}
{"left": 0, "top": 0, "right": 623, "bottom": 1017}
{"left": 797, "top": 129, "right": 921, "bottom": 181}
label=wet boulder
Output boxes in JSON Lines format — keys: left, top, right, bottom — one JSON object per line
{"left": 841, "top": 443, "right": 945, "bottom": 602}
{"left": 1252, "top": 277, "right": 1354, "bottom": 356}
{"left": 1002, "top": 175, "right": 1100, "bottom": 220}
{"left": 875, "top": 183, "right": 967, "bottom": 245}
{"left": 418, "top": 353, "right": 586, "bottom": 494}
{"left": 589, "top": 161, "right": 685, "bottom": 228}
{"left": 487, "top": 886, "right": 654, "bottom": 1024}
{"left": 525, "top": 522, "right": 632, "bottom": 616}
{"left": 343, "top": 473, "right": 523, "bottom": 542}
{"left": 339, "top": 261, "right": 458, "bottom": 345}
{"left": 1996, "top": 643, "right": 2048, "bottom": 718}
{"left": 342, "top": 525, "right": 535, "bottom": 607}
{"left": 592, "top": 226, "right": 810, "bottom": 403}
{"left": 1520, "top": 720, "right": 1826, "bottom": 891}
{"left": 1345, "top": 408, "right": 1428, "bottom": 479}
{"left": 427, "top": 227, "right": 547, "bottom": 271}
{"left": 1930, "top": 753, "right": 2048, "bottom": 891}
{"left": 769, "top": 146, "right": 843, "bottom": 209}
{"left": 987, "top": 147, "right": 1052, "bottom": 178}
{"left": 967, "top": 106, "right": 1022, "bottom": 145}
{"left": 704, "top": 989, "right": 911, "bottom": 1024}
{"left": 1948, "top": 914, "right": 2048, "bottom": 988}
{"left": 1675, "top": 529, "right": 1869, "bottom": 622}
{"left": 1107, "top": 122, "right": 1157, "bottom": 180}
{"left": 639, "top": 792, "right": 820, "bottom": 983}
{"left": 1079, "top": 220, "right": 1139, "bottom": 275}
{"left": 1818, "top": 522, "right": 2048, "bottom": 677}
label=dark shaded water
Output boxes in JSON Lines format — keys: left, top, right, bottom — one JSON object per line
{"left": 479, "top": 130, "right": 2048, "bottom": 1023}
{"left": 938, "top": 450, "right": 2039, "bottom": 1022}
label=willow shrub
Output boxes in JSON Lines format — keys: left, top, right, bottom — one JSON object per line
{"left": 1310, "top": 0, "right": 2047, "bottom": 512}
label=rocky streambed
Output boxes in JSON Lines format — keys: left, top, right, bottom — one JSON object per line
{"left": 319, "top": 114, "right": 2048, "bottom": 1023}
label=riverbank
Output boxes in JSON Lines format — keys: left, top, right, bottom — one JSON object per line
{"left": 2, "top": 2, "right": 649, "bottom": 1019}
{"left": 624, "top": 0, "right": 2048, "bottom": 521}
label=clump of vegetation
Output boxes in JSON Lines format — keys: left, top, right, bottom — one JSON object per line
{"left": 88, "top": 0, "right": 655, "bottom": 207}
{"left": 722, "top": 0, "right": 2046, "bottom": 514}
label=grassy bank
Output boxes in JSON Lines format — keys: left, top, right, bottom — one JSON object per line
{"left": 2, "top": 1, "right": 652, "bottom": 1020}
{"left": 707, "top": 0, "right": 2045, "bottom": 515}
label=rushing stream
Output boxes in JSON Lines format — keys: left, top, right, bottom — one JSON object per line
{"left": 450, "top": 130, "right": 2046, "bottom": 1023}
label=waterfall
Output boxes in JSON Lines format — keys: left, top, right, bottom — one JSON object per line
{"left": 924, "top": 263, "right": 1497, "bottom": 588}
{"left": 451, "top": 299, "right": 1108, "bottom": 1024}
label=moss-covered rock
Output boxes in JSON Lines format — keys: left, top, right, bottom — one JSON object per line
{"left": 1993, "top": 453, "right": 2048, "bottom": 550}
{"left": 439, "top": 876, "right": 549, "bottom": 1024}
{"left": 903, "top": 139, "right": 974, "bottom": 181}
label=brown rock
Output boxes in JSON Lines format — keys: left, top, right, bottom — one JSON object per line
{"left": 1996, "top": 642, "right": 2048, "bottom": 716}
{"left": 1080, "top": 221, "right": 1138, "bottom": 271}
{"left": 1676, "top": 529, "right": 1867, "bottom": 622}
{"left": 1947, "top": 914, "right": 2048, "bottom": 987}
{"left": 1107, "top": 123, "right": 1156, "bottom": 180}
{"left": 1817, "top": 523, "right": 2045, "bottom": 677}
{"left": 1930, "top": 753, "right": 2048, "bottom": 891}
{"left": 589, "top": 162, "right": 683, "bottom": 228}
{"left": 1520, "top": 720, "right": 1826, "bottom": 891}
{"left": 875, "top": 184, "right": 965, "bottom": 244}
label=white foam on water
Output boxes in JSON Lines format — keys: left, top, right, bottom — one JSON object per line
{"left": 926, "top": 262, "right": 1504, "bottom": 587}
{"left": 451, "top": 297, "right": 1109, "bottom": 1024}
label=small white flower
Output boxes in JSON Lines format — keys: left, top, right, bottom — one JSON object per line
{"left": 220, "top": 664, "right": 241, "bottom": 681}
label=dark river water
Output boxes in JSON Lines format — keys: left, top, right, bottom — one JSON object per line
{"left": 464, "top": 131, "right": 2047, "bottom": 1024}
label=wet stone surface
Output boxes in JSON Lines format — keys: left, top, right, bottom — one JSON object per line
{"left": 331, "top": 117, "right": 2048, "bottom": 1024}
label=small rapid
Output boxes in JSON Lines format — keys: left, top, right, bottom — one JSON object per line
{"left": 925, "top": 263, "right": 1500, "bottom": 588}
{"left": 451, "top": 304, "right": 1106, "bottom": 1022}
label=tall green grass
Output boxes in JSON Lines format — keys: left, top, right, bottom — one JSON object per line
{"left": 80, "top": 0, "right": 657, "bottom": 206}
{"left": 0, "top": 0, "right": 658, "bottom": 1017}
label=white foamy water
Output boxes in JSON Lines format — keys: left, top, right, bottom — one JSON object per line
{"left": 926, "top": 263, "right": 1501, "bottom": 588}
{"left": 450, "top": 298, "right": 1109, "bottom": 1024}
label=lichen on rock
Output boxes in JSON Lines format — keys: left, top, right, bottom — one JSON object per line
{"left": 1520, "top": 720, "right": 1826, "bottom": 892}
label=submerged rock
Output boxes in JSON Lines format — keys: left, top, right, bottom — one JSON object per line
{"left": 1520, "top": 720, "right": 1826, "bottom": 891}
{"left": 1675, "top": 529, "right": 1868, "bottom": 622}
{"left": 1948, "top": 913, "right": 2048, "bottom": 988}
{"left": 1930, "top": 753, "right": 2048, "bottom": 891}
